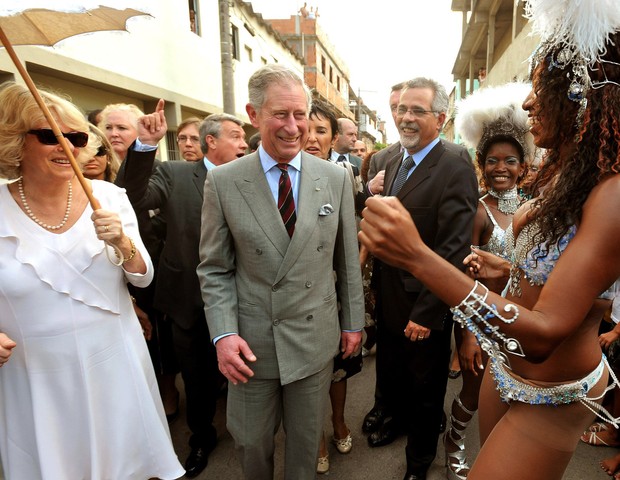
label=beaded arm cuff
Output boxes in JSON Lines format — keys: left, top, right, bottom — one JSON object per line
{"left": 450, "top": 281, "right": 524, "bottom": 358}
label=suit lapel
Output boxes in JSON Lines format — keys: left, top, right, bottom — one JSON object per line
{"left": 397, "top": 141, "right": 445, "bottom": 200}
{"left": 235, "top": 154, "right": 290, "bottom": 257}
{"left": 192, "top": 161, "right": 207, "bottom": 198}
{"left": 275, "top": 153, "right": 327, "bottom": 284}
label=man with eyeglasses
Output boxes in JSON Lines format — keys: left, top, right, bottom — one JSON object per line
{"left": 176, "top": 117, "right": 203, "bottom": 162}
{"left": 118, "top": 106, "right": 248, "bottom": 478}
{"left": 368, "top": 78, "right": 478, "bottom": 480}
{"left": 362, "top": 80, "right": 473, "bottom": 445}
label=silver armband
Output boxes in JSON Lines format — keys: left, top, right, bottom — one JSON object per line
{"left": 450, "top": 281, "right": 524, "bottom": 357}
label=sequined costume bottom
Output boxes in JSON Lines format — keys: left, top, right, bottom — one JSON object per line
{"left": 490, "top": 355, "right": 607, "bottom": 406}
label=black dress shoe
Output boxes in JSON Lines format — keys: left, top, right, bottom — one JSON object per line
{"left": 367, "top": 419, "right": 401, "bottom": 447}
{"left": 362, "top": 405, "right": 388, "bottom": 433}
{"left": 184, "top": 446, "right": 211, "bottom": 478}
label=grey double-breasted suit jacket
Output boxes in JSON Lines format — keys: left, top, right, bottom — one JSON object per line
{"left": 197, "top": 151, "right": 365, "bottom": 385}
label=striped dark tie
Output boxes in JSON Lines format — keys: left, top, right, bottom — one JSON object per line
{"left": 390, "top": 155, "right": 415, "bottom": 196}
{"left": 277, "top": 163, "right": 296, "bottom": 237}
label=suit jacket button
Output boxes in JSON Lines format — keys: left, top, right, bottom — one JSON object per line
{"left": 305, "top": 281, "right": 312, "bottom": 288}
{"left": 272, "top": 285, "right": 278, "bottom": 292}
{"left": 306, "top": 315, "right": 313, "bottom": 320}
{"left": 255, "top": 248, "right": 262, "bottom": 255}
{"left": 273, "top": 319, "right": 280, "bottom": 326}
{"left": 317, "top": 245, "right": 323, "bottom": 251}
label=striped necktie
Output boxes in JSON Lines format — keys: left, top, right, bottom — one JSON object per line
{"left": 277, "top": 163, "right": 296, "bottom": 237}
{"left": 390, "top": 155, "right": 415, "bottom": 196}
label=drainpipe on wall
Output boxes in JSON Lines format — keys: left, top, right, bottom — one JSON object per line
{"left": 219, "top": 0, "right": 235, "bottom": 114}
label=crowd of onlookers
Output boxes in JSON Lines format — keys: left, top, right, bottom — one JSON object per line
{"left": 2, "top": 12, "right": 620, "bottom": 477}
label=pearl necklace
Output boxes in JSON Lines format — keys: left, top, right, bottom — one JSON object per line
{"left": 18, "top": 178, "right": 72, "bottom": 231}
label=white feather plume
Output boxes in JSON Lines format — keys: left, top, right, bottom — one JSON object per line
{"left": 455, "top": 82, "right": 534, "bottom": 161}
{"left": 523, "top": 0, "right": 620, "bottom": 63}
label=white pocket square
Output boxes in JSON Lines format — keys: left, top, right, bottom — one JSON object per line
{"left": 319, "top": 204, "right": 334, "bottom": 216}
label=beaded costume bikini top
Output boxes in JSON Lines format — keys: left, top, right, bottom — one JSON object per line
{"left": 506, "top": 221, "right": 617, "bottom": 299}
{"left": 478, "top": 198, "right": 509, "bottom": 258}
{"left": 505, "top": 221, "right": 575, "bottom": 296}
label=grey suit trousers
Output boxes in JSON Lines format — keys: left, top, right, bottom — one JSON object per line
{"left": 226, "top": 361, "right": 333, "bottom": 480}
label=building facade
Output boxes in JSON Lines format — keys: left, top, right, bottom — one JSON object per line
{"left": 443, "top": 0, "right": 540, "bottom": 142}
{"left": 0, "top": 1, "right": 303, "bottom": 160}
{"left": 0, "top": 2, "right": 384, "bottom": 161}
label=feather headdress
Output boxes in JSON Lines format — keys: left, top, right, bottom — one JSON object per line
{"left": 522, "top": 0, "right": 620, "bottom": 127}
{"left": 455, "top": 82, "right": 534, "bottom": 163}
{"left": 523, "top": 0, "right": 620, "bottom": 65}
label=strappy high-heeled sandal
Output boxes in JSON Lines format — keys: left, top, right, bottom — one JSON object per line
{"left": 588, "top": 421, "right": 611, "bottom": 432}
{"left": 444, "top": 395, "right": 475, "bottom": 480}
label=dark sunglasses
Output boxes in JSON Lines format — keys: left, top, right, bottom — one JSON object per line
{"left": 95, "top": 146, "right": 108, "bottom": 156}
{"left": 27, "top": 129, "right": 89, "bottom": 148}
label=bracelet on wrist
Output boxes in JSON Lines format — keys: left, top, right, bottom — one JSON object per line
{"left": 114, "top": 236, "right": 136, "bottom": 264}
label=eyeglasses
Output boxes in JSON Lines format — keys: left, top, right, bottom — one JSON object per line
{"left": 177, "top": 135, "right": 200, "bottom": 144}
{"left": 396, "top": 106, "right": 439, "bottom": 118}
{"left": 27, "top": 129, "right": 89, "bottom": 148}
{"left": 95, "top": 146, "right": 108, "bottom": 157}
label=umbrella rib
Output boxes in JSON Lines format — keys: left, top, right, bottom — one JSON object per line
{"left": 22, "top": 12, "right": 57, "bottom": 46}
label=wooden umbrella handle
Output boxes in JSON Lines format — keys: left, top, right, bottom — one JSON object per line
{"left": 0, "top": 25, "right": 101, "bottom": 210}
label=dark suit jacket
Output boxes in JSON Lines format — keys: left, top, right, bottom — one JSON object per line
{"left": 118, "top": 150, "right": 207, "bottom": 329}
{"left": 363, "top": 140, "right": 470, "bottom": 196}
{"left": 368, "top": 142, "right": 402, "bottom": 181}
{"left": 379, "top": 139, "right": 477, "bottom": 333}
{"left": 348, "top": 154, "right": 362, "bottom": 170}
{"left": 115, "top": 158, "right": 165, "bottom": 262}
{"left": 368, "top": 141, "right": 470, "bottom": 182}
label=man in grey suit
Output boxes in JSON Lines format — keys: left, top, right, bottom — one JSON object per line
{"left": 119, "top": 110, "right": 248, "bottom": 478}
{"left": 197, "top": 64, "right": 364, "bottom": 480}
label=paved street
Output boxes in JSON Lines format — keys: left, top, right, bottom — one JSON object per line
{"left": 170, "top": 350, "right": 611, "bottom": 479}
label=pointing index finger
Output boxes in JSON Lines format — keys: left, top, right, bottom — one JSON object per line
{"left": 155, "top": 98, "right": 165, "bottom": 113}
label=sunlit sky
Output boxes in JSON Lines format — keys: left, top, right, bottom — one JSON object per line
{"left": 249, "top": 0, "right": 463, "bottom": 143}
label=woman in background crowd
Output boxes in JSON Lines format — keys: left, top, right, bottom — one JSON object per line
{"left": 303, "top": 98, "right": 362, "bottom": 474}
{"left": 359, "top": 149, "right": 379, "bottom": 357}
{"left": 99, "top": 103, "right": 143, "bottom": 161}
{"left": 519, "top": 148, "right": 544, "bottom": 201}
{"left": 81, "top": 123, "right": 122, "bottom": 183}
